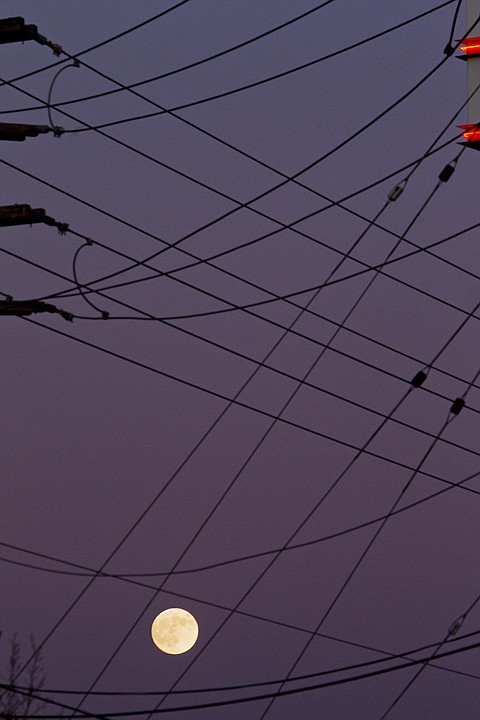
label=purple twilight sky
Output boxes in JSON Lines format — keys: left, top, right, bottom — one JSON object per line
{"left": 1, "top": 1, "right": 480, "bottom": 719}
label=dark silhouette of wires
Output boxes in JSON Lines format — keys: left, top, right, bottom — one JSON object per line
{"left": 62, "top": 142, "right": 478, "bottom": 715}
{"left": 6, "top": 638, "right": 480, "bottom": 718}
{"left": 3, "top": 628, "right": 480, "bottom": 699}
{"left": 2, "top": 464, "right": 480, "bottom": 582}
{"left": 0, "top": 15, "right": 466, "bottom": 282}
{"left": 0, "top": 0, "right": 194, "bottom": 89}
{"left": 0, "top": 2, "right": 455, "bottom": 118}
{"left": 1, "top": 7, "right": 476, "bottom": 704}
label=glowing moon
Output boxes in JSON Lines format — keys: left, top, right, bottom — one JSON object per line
{"left": 151, "top": 608, "right": 199, "bottom": 654}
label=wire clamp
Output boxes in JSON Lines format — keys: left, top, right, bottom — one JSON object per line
{"left": 56, "top": 222, "right": 69, "bottom": 236}
{"left": 388, "top": 180, "right": 406, "bottom": 202}
{"left": 448, "top": 615, "right": 465, "bottom": 636}
{"left": 450, "top": 397, "right": 465, "bottom": 416}
{"left": 410, "top": 370, "right": 427, "bottom": 388}
{"left": 48, "top": 41, "right": 63, "bottom": 56}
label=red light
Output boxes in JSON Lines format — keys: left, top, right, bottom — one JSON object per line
{"left": 458, "top": 124, "right": 480, "bottom": 142}
{"left": 458, "top": 36, "right": 480, "bottom": 54}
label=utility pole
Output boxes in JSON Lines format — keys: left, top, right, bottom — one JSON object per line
{"left": 458, "top": 0, "right": 480, "bottom": 146}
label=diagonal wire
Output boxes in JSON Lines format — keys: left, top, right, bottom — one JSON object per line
{"left": 69, "top": 146, "right": 465, "bottom": 714}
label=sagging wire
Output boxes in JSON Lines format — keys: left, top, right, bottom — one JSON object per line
{"left": 46, "top": 59, "right": 80, "bottom": 134}
{"left": 72, "top": 241, "right": 109, "bottom": 319}
{"left": 3, "top": 464, "right": 480, "bottom": 583}
{"left": 75, "top": 151, "right": 467, "bottom": 719}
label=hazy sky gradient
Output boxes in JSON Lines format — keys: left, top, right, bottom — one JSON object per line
{"left": 1, "top": 2, "right": 480, "bottom": 719}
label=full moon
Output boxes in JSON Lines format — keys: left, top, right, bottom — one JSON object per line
{"left": 151, "top": 608, "right": 199, "bottom": 654}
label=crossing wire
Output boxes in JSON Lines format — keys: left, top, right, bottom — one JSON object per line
{"left": 0, "top": 0, "right": 334, "bottom": 102}
{"left": 2, "top": 5, "right": 476, "bottom": 700}
{"left": 66, "top": 150, "right": 477, "bottom": 714}
{"left": 6, "top": 639, "right": 480, "bottom": 717}
{"left": 57, "top": 2, "right": 455, "bottom": 132}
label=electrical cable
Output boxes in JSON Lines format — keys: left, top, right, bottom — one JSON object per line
{"left": 4, "top": 132, "right": 475, "bottom": 327}
{"left": 444, "top": 0, "right": 464, "bottom": 55}
{"left": 0, "top": 145, "right": 476, "bottom": 704}
{"left": 13, "top": 308, "right": 473, "bottom": 694}
{"left": 64, "top": 175, "right": 442, "bottom": 711}
{"left": 2, "top": 5, "right": 476, "bottom": 322}
{"left": 5, "top": 538, "right": 480, "bottom": 695}
{"left": 78, "top": 56, "right": 479, "bottom": 299}
{"left": 13, "top": 268, "right": 480, "bottom": 694}
{"left": 56, "top": 2, "right": 455, "bottom": 132}
{"left": 377, "top": 397, "right": 480, "bottom": 720}
{"left": 4, "top": 141, "right": 480, "bottom": 379}
{"left": 257, "top": 385, "right": 476, "bottom": 719}
{"left": 0, "top": 0, "right": 455, "bottom": 115}
{"left": 0, "top": 19, "right": 464, "bottom": 277}
{"left": 2, "top": 465, "right": 480, "bottom": 583}
{"left": 3, "top": 178, "right": 479, "bottom": 399}
{"left": 41, "top": 75, "right": 480, "bottom": 312}
{"left": 7, "top": 638, "right": 480, "bottom": 718}
{"left": 0, "top": 1, "right": 194, "bottom": 89}
{"left": 36, "top": 9, "right": 480, "bottom": 308}
{"left": 4, "top": 233, "right": 480, "bottom": 425}
{"left": 4, "top": 628, "right": 480, "bottom": 698}
{"left": 46, "top": 60, "right": 80, "bottom": 130}
{"left": 1, "top": 7, "right": 476, "bottom": 720}
{"left": 4, "top": 5, "right": 476, "bottom": 696}
{"left": 1, "top": 143, "right": 478, "bottom": 700}
{"left": 66, "top": 145, "right": 474, "bottom": 715}
{"left": 143, "top": 207, "right": 480, "bottom": 718}
{"left": 0, "top": 2, "right": 454, "bottom": 117}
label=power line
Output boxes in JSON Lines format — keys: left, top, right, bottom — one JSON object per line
{"left": 0, "top": 0, "right": 194, "bottom": 89}
{"left": 58, "top": 2, "right": 456, "bottom": 132}
{"left": 4, "top": 231, "right": 480, "bottom": 426}
{"left": 4, "top": 148, "right": 480, "bottom": 396}
{"left": 7, "top": 639, "right": 480, "bottom": 718}
{"left": 0, "top": 23, "right": 462, "bottom": 278}
{"left": 0, "top": 2, "right": 454, "bottom": 118}
{"left": 2, "top": 465, "right": 479, "bottom": 583}
{"left": 2, "top": 4, "right": 476, "bottom": 696}
{"left": 68, "top": 155, "right": 477, "bottom": 714}
{"left": 15, "top": 311, "right": 474, "bottom": 684}
{"left": 4, "top": 629, "right": 480, "bottom": 698}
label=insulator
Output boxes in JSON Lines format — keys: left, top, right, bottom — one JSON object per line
{"left": 448, "top": 615, "right": 464, "bottom": 636}
{"left": 450, "top": 397, "right": 465, "bottom": 415}
{"left": 388, "top": 184, "right": 404, "bottom": 202}
{"left": 438, "top": 163, "right": 455, "bottom": 183}
{"left": 411, "top": 370, "right": 427, "bottom": 388}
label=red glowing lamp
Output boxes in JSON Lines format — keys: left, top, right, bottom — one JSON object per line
{"left": 459, "top": 123, "right": 480, "bottom": 140}
{"left": 458, "top": 36, "right": 480, "bottom": 55}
